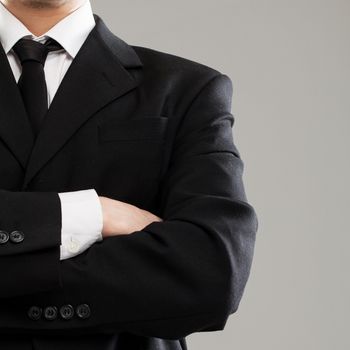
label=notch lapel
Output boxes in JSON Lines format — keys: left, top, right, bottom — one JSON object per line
{"left": 22, "top": 14, "right": 143, "bottom": 189}
{"left": 0, "top": 42, "right": 35, "bottom": 169}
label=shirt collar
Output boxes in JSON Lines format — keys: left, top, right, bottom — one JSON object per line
{"left": 0, "top": 0, "right": 95, "bottom": 58}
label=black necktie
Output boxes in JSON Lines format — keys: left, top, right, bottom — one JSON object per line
{"left": 12, "top": 37, "right": 63, "bottom": 138}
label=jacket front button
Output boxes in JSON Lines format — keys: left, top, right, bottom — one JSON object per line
{"left": 9, "top": 230, "right": 24, "bottom": 243}
{"left": 76, "top": 304, "right": 91, "bottom": 319}
{"left": 44, "top": 306, "right": 58, "bottom": 320}
{"left": 0, "top": 230, "right": 9, "bottom": 244}
{"left": 60, "top": 304, "right": 74, "bottom": 320}
{"left": 28, "top": 306, "right": 42, "bottom": 321}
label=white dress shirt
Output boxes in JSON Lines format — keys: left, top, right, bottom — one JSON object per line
{"left": 0, "top": 0, "right": 103, "bottom": 260}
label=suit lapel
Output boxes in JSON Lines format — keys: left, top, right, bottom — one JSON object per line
{"left": 21, "top": 14, "right": 143, "bottom": 188}
{"left": 0, "top": 41, "right": 35, "bottom": 169}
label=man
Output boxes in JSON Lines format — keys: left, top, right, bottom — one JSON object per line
{"left": 0, "top": 0, "right": 258, "bottom": 349}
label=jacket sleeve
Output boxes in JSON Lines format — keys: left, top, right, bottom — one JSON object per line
{"left": 0, "top": 190, "right": 62, "bottom": 297}
{"left": 0, "top": 73, "right": 258, "bottom": 339}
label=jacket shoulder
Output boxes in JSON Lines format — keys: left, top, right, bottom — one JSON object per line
{"left": 130, "top": 45, "right": 232, "bottom": 116}
{"left": 131, "top": 45, "right": 224, "bottom": 80}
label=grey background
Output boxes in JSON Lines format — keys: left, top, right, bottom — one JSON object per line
{"left": 90, "top": 1, "right": 350, "bottom": 349}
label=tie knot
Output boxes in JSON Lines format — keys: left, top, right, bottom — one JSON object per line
{"left": 12, "top": 37, "right": 63, "bottom": 66}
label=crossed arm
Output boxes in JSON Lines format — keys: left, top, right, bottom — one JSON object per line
{"left": 0, "top": 73, "right": 258, "bottom": 340}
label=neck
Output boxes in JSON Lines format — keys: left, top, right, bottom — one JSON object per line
{"left": 0, "top": 0, "right": 86, "bottom": 36}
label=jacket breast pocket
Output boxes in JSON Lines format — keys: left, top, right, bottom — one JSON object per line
{"left": 96, "top": 116, "right": 168, "bottom": 206}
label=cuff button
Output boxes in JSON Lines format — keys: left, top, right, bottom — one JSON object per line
{"left": 28, "top": 306, "right": 42, "bottom": 321}
{"left": 67, "top": 238, "right": 80, "bottom": 253}
{"left": 44, "top": 306, "right": 58, "bottom": 320}
{"left": 76, "top": 303, "right": 91, "bottom": 319}
{"left": 60, "top": 304, "right": 74, "bottom": 320}
{"left": 9, "top": 230, "right": 24, "bottom": 243}
{"left": 0, "top": 230, "right": 9, "bottom": 244}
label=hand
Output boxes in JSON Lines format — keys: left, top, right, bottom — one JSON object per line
{"left": 99, "top": 196, "right": 163, "bottom": 238}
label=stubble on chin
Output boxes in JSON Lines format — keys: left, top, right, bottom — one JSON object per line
{"left": 14, "top": 0, "right": 71, "bottom": 9}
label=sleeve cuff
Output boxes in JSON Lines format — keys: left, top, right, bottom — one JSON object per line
{"left": 58, "top": 189, "right": 103, "bottom": 260}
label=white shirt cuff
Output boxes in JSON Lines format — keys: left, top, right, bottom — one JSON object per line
{"left": 58, "top": 189, "right": 103, "bottom": 260}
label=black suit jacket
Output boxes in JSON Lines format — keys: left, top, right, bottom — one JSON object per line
{"left": 0, "top": 13, "right": 258, "bottom": 350}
